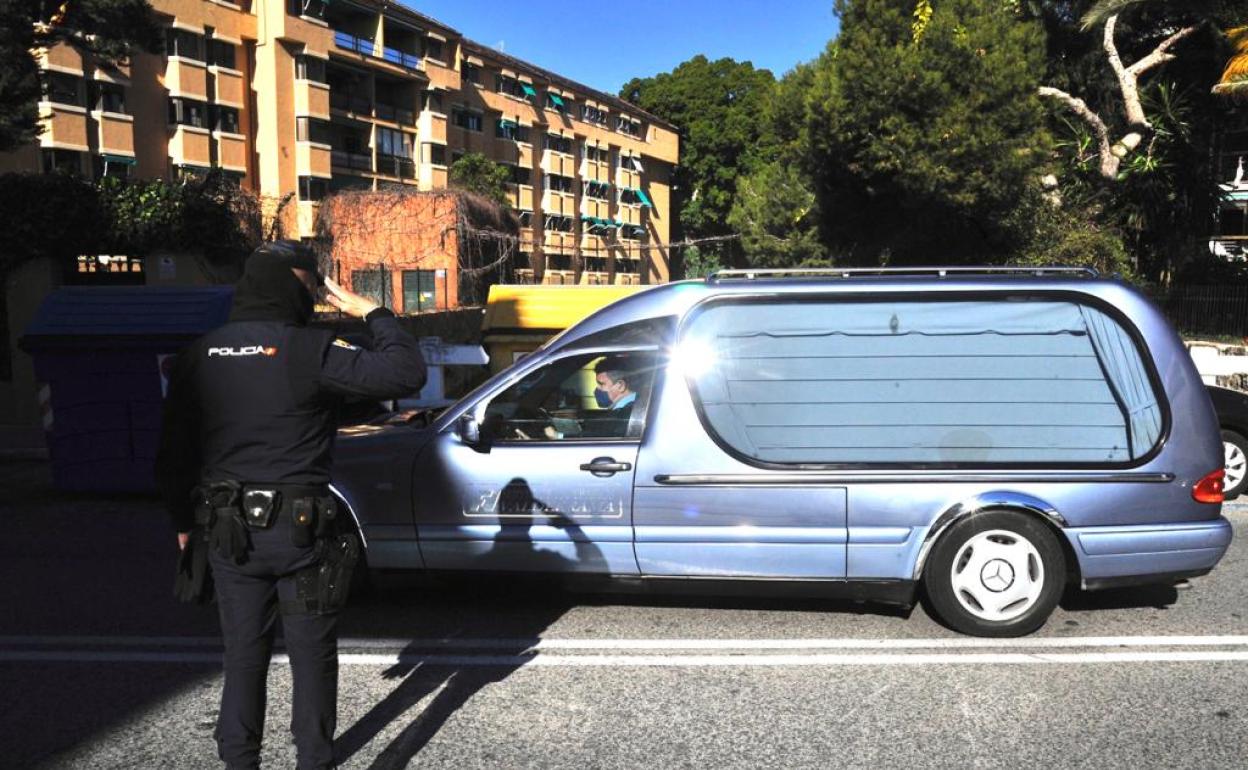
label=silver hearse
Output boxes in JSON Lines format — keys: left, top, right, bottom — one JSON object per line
{"left": 331, "top": 267, "right": 1232, "bottom": 636}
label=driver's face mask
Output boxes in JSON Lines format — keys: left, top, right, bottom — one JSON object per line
{"left": 593, "top": 388, "right": 612, "bottom": 409}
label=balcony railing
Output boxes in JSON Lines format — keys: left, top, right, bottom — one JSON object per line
{"left": 329, "top": 91, "right": 371, "bottom": 115}
{"left": 331, "top": 149, "right": 373, "bottom": 172}
{"left": 334, "top": 31, "right": 375, "bottom": 56}
{"left": 382, "top": 47, "right": 422, "bottom": 71}
{"left": 376, "top": 154, "right": 415, "bottom": 179}
{"left": 375, "top": 102, "right": 415, "bottom": 125}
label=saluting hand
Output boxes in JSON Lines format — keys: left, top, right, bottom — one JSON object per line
{"left": 323, "top": 277, "right": 381, "bottom": 319}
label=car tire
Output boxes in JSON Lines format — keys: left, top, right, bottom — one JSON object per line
{"left": 922, "top": 511, "right": 1066, "bottom": 637}
{"left": 1222, "top": 429, "right": 1248, "bottom": 501}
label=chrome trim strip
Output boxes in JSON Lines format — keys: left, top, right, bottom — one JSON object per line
{"left": 633, "top": 526, "right": 848, "bottom": 545}
{"left": 653, "top": 472, "right": 1174, "bottom": 486}
{"left": 911, "top": 492, "right": 1069, "bottom": 581}
{"left": 847, "top": 527, "right": 913, "bottom": 545}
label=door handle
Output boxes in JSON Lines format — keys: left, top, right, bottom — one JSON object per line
{"left": 580, "top": 457, "right": 632, "bottom": 476}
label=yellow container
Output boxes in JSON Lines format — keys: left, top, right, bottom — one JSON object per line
{"left": 481, "top": 284, "right": 645, "bottom": 372}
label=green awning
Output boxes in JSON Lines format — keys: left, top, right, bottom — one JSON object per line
{"left": 635, "top": 187, "right": 653, "bottom": 207}
{"left": 101, "top": 154, "right": 137, "bottom": 165}
{"left": 521, "top": 83, "right": 537, "bottom": 98}
{"left": 498, "top": 118, "right": 517, "bottom": 129}
{"left": 549, "top": 93, "right": 564, "bottom": 107}
{"left": 1223, "top": 190, "right": 1248, "bottom": 202}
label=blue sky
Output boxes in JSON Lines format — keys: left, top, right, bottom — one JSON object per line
{"left": 404, "top": 0, "right": 839, "bottom": 94}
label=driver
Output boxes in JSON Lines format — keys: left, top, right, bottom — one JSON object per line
{"left": 544, "top": 356, "right": 638, "bottom": 440}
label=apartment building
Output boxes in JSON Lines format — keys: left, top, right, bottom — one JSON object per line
{"left": 1, "top": 0, "right": 680, "bottom": 288}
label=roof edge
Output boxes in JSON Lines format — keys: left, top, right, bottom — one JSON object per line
{"left": 459, "top": 38, "right": 680, "bottom": 135}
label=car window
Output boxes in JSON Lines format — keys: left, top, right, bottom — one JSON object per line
{"left": 680, "top": 297, "right": 1162, "bottom": 466}
{"left": 483, "top": 351, "right": 659, "bottom": 442}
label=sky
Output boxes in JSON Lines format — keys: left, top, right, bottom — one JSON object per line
{"left": 403, "top": 0, "right": 840, "bottom": 94}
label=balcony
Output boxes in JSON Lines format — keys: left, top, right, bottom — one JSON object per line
{"left": 169, "top": 125, "right": 212, "bottom": 167}
{"left": 332, "top": 149, "right": 373, "bottom": 172}
{"left": 419, "top": 164, "right": 448, "bottom": 191}
{"left": 296, "top": 141, "right": 332, "bottom": 177}
{"left": 165, "top": 58, "right": 208, "bottom": 101}
{"left": 215, "top": 68, "right": 245, "bottom": 106}
{"left": 374, "top": 101, "right": 415, "bottom": 126}
{"left": 382, "top": 47, "right": 422, "bottom": 71}
{"left": 330, "top": 91, "right": 371, "bottom": 116}
{"left": 375, "top": 154, "right": 415, "bottom": 179}
{"left": 295, "top": 80, "right": 330, "bottom": 118}
{"left": 97, "top": 111, "right": 135, "bottom": 156}
{"left": 39, "top": 103, "right": 89, "bottom": 150}
{"left": 419, "top": 111, "right": 447, "bottom": 144}
{"left": 334, "top": 30, "right": 376, "bottom": 57}
{"left": 541, "top": 150, "right": 576, "bottom": 177}
{"left": 217, "top": 133, "right": 247, "bottom": 172}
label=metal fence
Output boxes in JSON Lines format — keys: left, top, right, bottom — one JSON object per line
{"left": 1155, "top": 284, "right": 1248, "bottom": 339}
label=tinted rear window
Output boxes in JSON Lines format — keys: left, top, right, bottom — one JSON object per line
{"left": 680, "top": 297, "right": 1162, "bottom": 466}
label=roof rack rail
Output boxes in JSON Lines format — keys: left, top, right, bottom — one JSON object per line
{"left": 705, "top": 266, "right": 1100, "bottom": 282}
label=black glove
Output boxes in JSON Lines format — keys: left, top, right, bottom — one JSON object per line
{"left": 209, "top": 513, "right": 250, "bottom": 563}
{"left": 174, "top": 529, "right": 214, "bottom": 604}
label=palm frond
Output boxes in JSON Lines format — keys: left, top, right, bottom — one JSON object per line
{"left": 1214, "top": 25, "right": 1248, "bottom": 97}
{"left": 1080, "top": 0, "right": 1151, "bottom": 31}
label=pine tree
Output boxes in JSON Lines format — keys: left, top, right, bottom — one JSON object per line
{"left": 807, "top": 0, "right": 1051, "bottom": 265}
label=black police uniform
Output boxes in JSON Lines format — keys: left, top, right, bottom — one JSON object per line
{"left": 157, "top": 243, "right": 426, "bottom": 769}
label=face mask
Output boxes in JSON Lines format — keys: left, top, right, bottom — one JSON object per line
{"left": 594, "top": 388, "right": 612, "bottom": 408}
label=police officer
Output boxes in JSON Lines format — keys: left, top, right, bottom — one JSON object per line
{"left": 157, "top": 240, "right": 426, "bottom": 769}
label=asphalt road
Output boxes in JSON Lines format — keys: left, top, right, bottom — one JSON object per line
{"left": 1, "top": 459, "right": 1246, "bottom": 769}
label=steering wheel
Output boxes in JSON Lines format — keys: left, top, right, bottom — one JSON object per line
{"left": 507, "top": 405, "right": 554, "bottom": 439}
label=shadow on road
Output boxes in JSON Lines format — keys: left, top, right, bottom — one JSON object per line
{"left": 1060, "top": 583, "right": 1180, "bottom": 612}
{"left": 333, "top": 479, "right": 601, "bottom": 767}
{"left": 0, "top": 460, "right": 223, "bottom": 767}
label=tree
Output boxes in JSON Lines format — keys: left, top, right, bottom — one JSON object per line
{"left": 728, "top": 161, "right": 826, "bottom": 267}
{"left": 1032, "top": 1, "right": 1231, "bottom": 279}
{"left": 807, "top": 0, "right": 1052, "bottom": 265}
{"left": 620, "top": 56, "right": 777, "bottom": 256}
{"left": 448, "top": 151, "right": 510, "bottom": 207}
{"left": 1216, "top": 23, "right": 1248, "bottom": 97}
{"left": 1038, "top": 1, "right": 1247, "bottom": 179}
{"left": 0, "top": 0, "right": 163, "bottom": 151}
{"left": 727, "top": 62, "right": 826, "bottom": 267}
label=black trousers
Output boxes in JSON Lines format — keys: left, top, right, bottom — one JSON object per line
{"left": 209, "top": 514, "right": 339, "bottom": 770}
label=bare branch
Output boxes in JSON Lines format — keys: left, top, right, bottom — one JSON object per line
{"left": 1103, "top": 16, "right": 1128, "bottom": 83}
{"left": 1038, "top": 86, "right": 1119, "bottom": 179}
{"left": 1126, "top": 25, "right": 1200, "bottom": 78}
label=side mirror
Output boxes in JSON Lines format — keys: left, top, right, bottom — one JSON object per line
{"left": 457, "top": 413, "right": 481, "bottom": 445}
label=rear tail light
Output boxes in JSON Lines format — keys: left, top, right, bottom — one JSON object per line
{"left": 1193, "top": 469, "right": 1225, "bottom": 504}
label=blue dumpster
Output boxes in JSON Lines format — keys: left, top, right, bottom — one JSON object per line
{"left": 18, "top": 286, "right": 233, "bottom": 493}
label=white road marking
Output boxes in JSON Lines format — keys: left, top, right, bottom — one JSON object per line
{"left": 5, "top": 650, "right": 1248, "bottom": 666}
{"left": 6, "top": 634, "right": 1248, "bottom": 666}
{"left": 5, "top": 635, "right": 1248, "bottom": 651}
